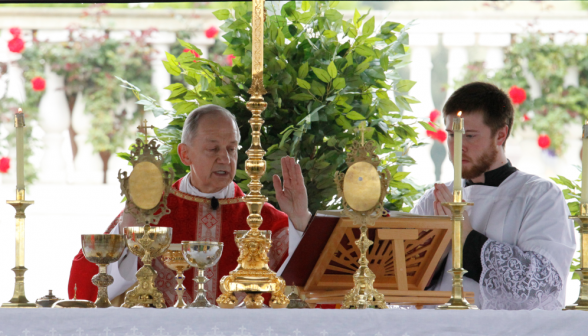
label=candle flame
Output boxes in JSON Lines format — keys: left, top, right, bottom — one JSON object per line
{"left": 457, "top": 111, "right": 462, "bottom": 117}
{"left": 17, "top": 108, "right": 23, "bottom": 114}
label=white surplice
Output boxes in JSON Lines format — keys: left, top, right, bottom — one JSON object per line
{"left": 106, "top": 179, "right": 303, "bottom": 300}
{"left": 411, "top": 170, "right": 576, "bottom": 310}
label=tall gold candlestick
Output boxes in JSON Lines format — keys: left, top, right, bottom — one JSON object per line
{"left": 565, "top": 121, "right": 588, "bottom": 310}
{"left": 216, "top": 0, "right": 289, "bottom": 309}
{"left": 2, "top": 111, "right": 36, "bottom": 308}
{"left": 437, "top": 112, "right": 477, "bottom": 310}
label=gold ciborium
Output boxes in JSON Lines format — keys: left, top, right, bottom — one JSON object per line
{"left": 81, "top": 234, "right": 126, "bottom": 308}
{"left": 162, "top": 244, "right": 192, "bottom": 308}
{"left": 122, "top": 226, "right": 172, "bottom": 308}
{"left": 182, "top": 241, "right": 224, "bottom": 308}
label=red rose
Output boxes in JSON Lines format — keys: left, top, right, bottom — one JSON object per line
{"left": 426, "top": 121, "right": 437, "bottom": 138}
{"left": 429, "top": 110, "right": 441, "bottom": 122}
{"left": 509, "top": 85, "right": 527, "bottom": 105}
{"left": 8, "top": 37, "right": 24, "bottom": 53}
{"left": 537, "top": 134, "right": 551, "bottom": 149}
{"left": 205, "top": 26, "right": 219, "bottom": 39}
{"left": 435, "top": 129, "right": 447, "bottom": 143}
{"left": 31, "top": 76, "right": 46, "bottom": 91}
{"left": 0, "top": 157, "right": 10, "bottom": 173}
{"left": 523, "top": 114, "right": 530, "bottom": 122}
{"left": 183, "top": 48, "right": 199, "bottom": 61}
{"left": 227, "top": 54, "right": 236, "bottom": 66}
{"left": 9, "top": 27, "right": 21, "bottom": 37}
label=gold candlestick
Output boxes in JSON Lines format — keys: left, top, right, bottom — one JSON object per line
{"left": 2, "top": 189, "right": 36, "bottom": 308}
{"left": 436, "top": 190, "right": 477, "bottom": 310}
{"left": 565, "top": 203, "right": 588, "bottom": 310}
{"left": 216, "top": 0, "right": 289, "bottom": 309}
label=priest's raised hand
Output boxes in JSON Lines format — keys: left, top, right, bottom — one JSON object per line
{"left": 272, "top": 156, "right": 312, "bottom": 232}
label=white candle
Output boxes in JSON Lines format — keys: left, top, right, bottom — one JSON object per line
{"left": 15, "top": 108, "right": 25, "bottom": 191}
{"left": 582, "top": 122, "right": 588, "bottom": 204}
{"left": 453, "top": 111, "right": 464, "bottom": 193}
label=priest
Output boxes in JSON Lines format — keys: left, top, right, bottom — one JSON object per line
{"left": 412, "top": 82, "right": 576, "bottom": 310}
{"left": 68, "top": 104, "right": 312, "bottom": 306}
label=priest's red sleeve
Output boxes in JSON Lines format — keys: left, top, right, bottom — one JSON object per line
{"left": 68, "top": 249, "right": 98, "bottom": 300}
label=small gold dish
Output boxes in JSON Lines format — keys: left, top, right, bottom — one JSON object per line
{"left": 52, "top": 285, "right": 96, "bottom": 308}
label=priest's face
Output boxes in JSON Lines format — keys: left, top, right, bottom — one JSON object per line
{"left": 178, "top": 113, "right": 239, "bottom": 193}
{"left": 445, "top": 112, "right": 506, "bottom": 181}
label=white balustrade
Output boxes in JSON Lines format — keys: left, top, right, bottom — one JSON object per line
{"left": 147, "top": 31, "right": 175, "bottom": 115}
{"left": 37, "top": 65, "right": 70, "bottom": 183}
{"left": 479, "top": 33, "right": 510, "bottom": 78}
{"left": 443, "top": 33, "right": 475, "bottom": 99}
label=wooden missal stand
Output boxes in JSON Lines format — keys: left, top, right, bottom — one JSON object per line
{"left": 281, "top": 210, "right": 475, "bottom": 307}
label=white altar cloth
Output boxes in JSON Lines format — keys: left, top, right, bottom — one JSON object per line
{"left": 0, "top": 308, "right": 584, "bottom": 336}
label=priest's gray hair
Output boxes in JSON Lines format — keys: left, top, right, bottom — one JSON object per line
{"left": 181, "top": 104, "right": 241, "bottom": 145}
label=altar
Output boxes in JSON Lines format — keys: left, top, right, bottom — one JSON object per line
{"left": 0, "top": 309, "right": 584, "bottom": 336}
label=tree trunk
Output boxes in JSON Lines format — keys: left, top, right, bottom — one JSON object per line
{"left": 99, "top": 150, "right": 111, "bottom": 184}
{"left": 66, "top": 93, "right": 78, "bottom": 159}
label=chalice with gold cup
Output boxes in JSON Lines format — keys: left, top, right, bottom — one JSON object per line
{"left": 182, "top": 241, "right": 223, "bottom": 308}
{"left": 162, "top": 243, "right": 192, "bottom": 308}
{"left": 81, "top": 234, "right": 126, "bottom": 308}
{"left": 123, "top": 226, "right": 173, "bottom": 308}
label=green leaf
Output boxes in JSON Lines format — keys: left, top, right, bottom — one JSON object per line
{"left": 290, "top": 93, "right": 314, "bottom": 101}
{"left": 277, "top": 29, "right": 286, "bottom": 47}
{"left": 162, "top": 61, "right": 181, "bottom": 76}
{"left": 362, "top": 17, "right": 375, "bottom": 36}
{"left": 325, "top": 9, "right": 343, "bottom": 22}
{"left": 297, "top": 78, "right": 311, "bottom": 90}
{"left": 397, "top": 79, "right": 416, "bottom": 92}
{"left": 301, "top": 1, "right": 311, "bottom": 11}
{"left": 380, "top": 56, "right": 389, "bottom": 71}
{"left": 298, "top": 63, "right": 309, "bottom": 79}
{"left": 329, "top": 1, "right": 340, "bottom": 8}
{"left": 557, "top": 175, "right": 576, "bottom": 190}
{"left": 419, "top": 121, "right": 436, "bottom": 132}
{"left": 354, "top": 57, "right": 373, "bottom": 75}
{"left": 310, "top": 81, "right": 326, "bottom": 97}
{"left": 177, "top": 39, "right": 203, "bottom": 55}
{"left": 323, "top": 30, "right": 337, "bottom": 39}
{"left": 346, "top": 111, "right": 365, "bottom": 120}
{"left": 312, "top": 67, "right": 331, "bottom": 83}
{"left": 353, "top": 9, "right": 361, "bottom": 26}
{"left": 393, "top": 171, "right": 410, "bottom": 181}
{"left": 327, "top": 61, "right": 337, "bottom": 79}
{"left": 213, "top": 9, "right": 230, "bottom": 20}
{"left": 355, "top": 45, "right": 376, "bottom": 57}
{"left": 333, "top": 77, "right": 346, "bottom": 90}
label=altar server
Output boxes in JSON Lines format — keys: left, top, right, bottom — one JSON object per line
{"left": 68, "top": 105, "right": 311, "bottom": 306}
{"left": 412, "top": 82, "right": 576, "bottom": 310}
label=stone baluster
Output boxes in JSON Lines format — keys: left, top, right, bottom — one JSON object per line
{"left": 148, "top": 31, "right": 176, "bottom": 114}
{"left": 443, "top": 33, "right": 475, "bottom": 99}
{"left": 37, "top": 65, "right": 70, "bottom": 183}
{"left": 478, "top": 33, "right": 510, "bottom": 78}
{"left": 71, "top": 92, "right": 104, "bottom": 184}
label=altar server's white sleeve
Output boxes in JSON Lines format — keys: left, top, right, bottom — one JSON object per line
{"left": 277, "top": 219, "right": 303, "bottom": 275}
{"left": 106, "top": 222, "right": 138, "bottom": 300}
{"left": 410, "top": 188, "right": 435, "bottom": 216}
{"left": 479, "top": 180, "right": 576, "bottom": 310}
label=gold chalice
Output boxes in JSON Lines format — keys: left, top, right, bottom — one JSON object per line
{"left": 182, "top": 241, "right": 224, "bottom": 308}
{"left": 162, "top": 243, "right": 192, "bottom": 308}
{"left": 81, "top": 234, "right": 126, "bottom": 308}
{"left": 122, "top": 226, "right": 173, "bottom": 308}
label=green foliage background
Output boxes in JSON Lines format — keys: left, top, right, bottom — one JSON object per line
{"left": 123, "top": 1, "right": 426, "bottom": 213}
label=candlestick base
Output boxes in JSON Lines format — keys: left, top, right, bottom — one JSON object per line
{"left": 565, "top": 210, "right": 588, "bottom": 311}
{"left": 1, "top": 267, "right": 36, "bottom": 308}
{"left": 436, "top": 268, "right": 478, "bottom": 310}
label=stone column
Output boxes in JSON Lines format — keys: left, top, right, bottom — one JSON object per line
{"left": 37, "top": 65, "right": 70, "bottom": 183}
{"left": 443, "top": 33, "right": 475, "bottom": 99}
{"left": 147, "top": 31, "right": 176, "bottom": 113}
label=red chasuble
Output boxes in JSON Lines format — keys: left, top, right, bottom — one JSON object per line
{"left": 68, "top": 179, "right": 289, "bottom": 306}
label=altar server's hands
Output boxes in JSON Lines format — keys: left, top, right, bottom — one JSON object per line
{"left": 273, "top": 156, "right": 312, "bottom": 232}
{"left": 433, "top": 183, "right": 472, "bottom": 247}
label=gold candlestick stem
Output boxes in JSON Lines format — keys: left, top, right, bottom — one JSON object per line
{"left": 2, "top": 189, "right": 36, "bottom": 308}
{"left": 436, "top": 190, "right": 477, "bottom": 310}
{"left": 565, "top": 203, "right": 588, "bottom": 310}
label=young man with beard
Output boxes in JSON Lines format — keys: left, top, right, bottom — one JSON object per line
{"left": 411, "top": 82, "right": 576, "bottom": 310}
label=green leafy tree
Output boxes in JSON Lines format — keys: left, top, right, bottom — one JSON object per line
{"left": 123, "top": 1, "right": 426, "bottom": 213}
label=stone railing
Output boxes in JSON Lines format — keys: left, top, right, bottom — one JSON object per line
{"left": 0, "top": 7, "right": 587, "bottom": 186}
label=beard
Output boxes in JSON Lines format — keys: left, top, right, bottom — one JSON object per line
{"left": 461, "top": 142, "right": 498, "bottom": 180}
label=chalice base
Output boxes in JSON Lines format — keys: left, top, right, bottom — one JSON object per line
{"left": 122, "top": 265, "right": 166, "bottom": 308}
{"left": 187, "top": 293, "right": 218, "bottom": 309}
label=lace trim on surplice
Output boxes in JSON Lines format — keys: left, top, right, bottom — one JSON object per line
{"left": 480, "top": 240, "right": 563, "bottom": 310}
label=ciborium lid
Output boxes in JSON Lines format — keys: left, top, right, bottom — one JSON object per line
{"left": 52, "top": 285, "right": 96, "bottom": 308}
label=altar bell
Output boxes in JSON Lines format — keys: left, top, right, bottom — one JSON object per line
{"left": 68, "top": 104, "right": 312, "bottom": 306}
{"left": 412, "top": 82, "right": 575, "bottom": 310}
